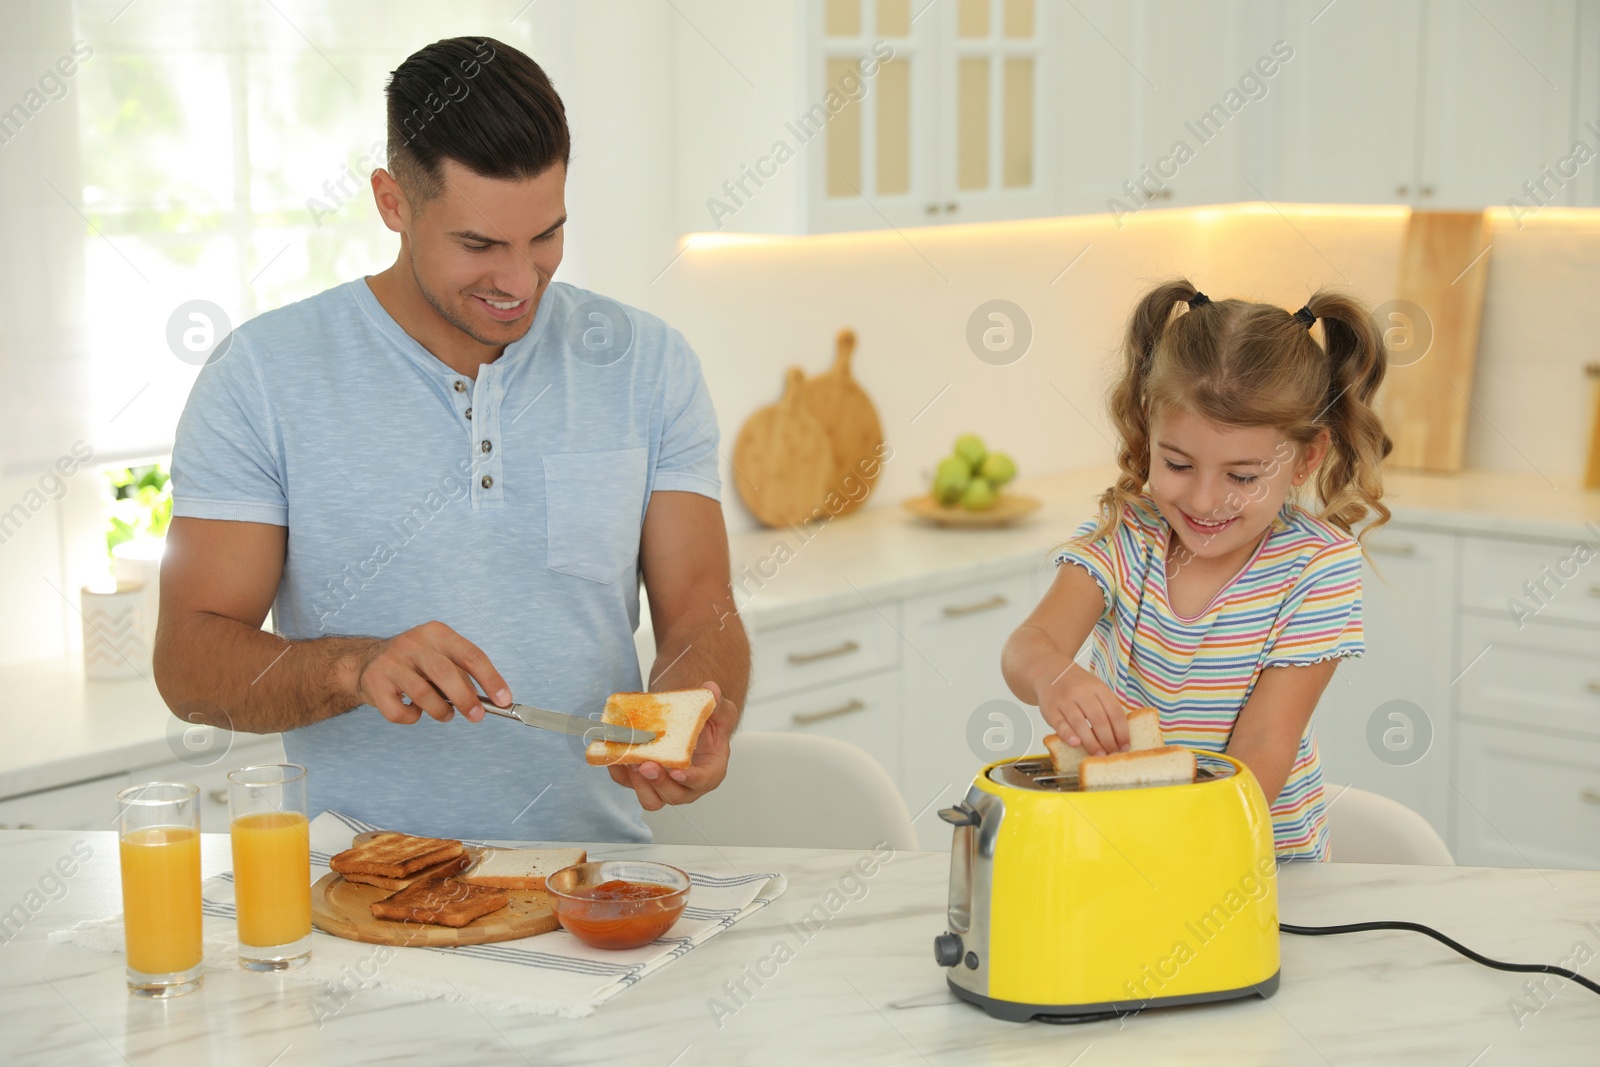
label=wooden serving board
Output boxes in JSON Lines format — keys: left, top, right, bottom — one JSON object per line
{"left": 732, "top": 366, "right": 837, "bottom": 527}
{"left": 901, "top": 492, "right": 1041, "bottom": 528}
{"left": 310, "top": 846, "right": 560, "bottom": 948}
{"left": 796, "top": 329, "right": 884, "bottom": 518}
{"left": 1379, "top": 209, "right": 1492, "bottom": 472}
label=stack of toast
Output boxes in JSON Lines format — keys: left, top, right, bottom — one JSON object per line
{"left": 329, "top": 833, "right": 587, "bottom": 929}
{"left": 1043, "top": 707, "right": 1197, "bottom": 789}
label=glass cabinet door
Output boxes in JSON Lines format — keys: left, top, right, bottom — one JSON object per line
{"left": 813, "top": 0, "right": 935, "bottom": 230}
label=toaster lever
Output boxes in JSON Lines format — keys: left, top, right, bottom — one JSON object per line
{"left": 938, "top": 804, "right": 980, "bottom": 827}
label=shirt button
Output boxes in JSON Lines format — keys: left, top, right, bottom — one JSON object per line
{"left": 481, "top": 440, "right": 492, "bottom": 454}
{"left": 454, "top": 380, "right": 466, "bottom": 393}
{"left": 464, "top": 407, "right": 472, "bottom": 419}
{"left": 481, "top": 475, "right": 493, "bottom": 489}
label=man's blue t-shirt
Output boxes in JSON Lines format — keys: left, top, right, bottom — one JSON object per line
{"left": 170, "top": 278, "right": 722, "bottom": 842}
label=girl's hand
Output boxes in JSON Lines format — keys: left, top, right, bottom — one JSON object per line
{"left": 1035, "top": 662, "right": 1129, "bottom": 755}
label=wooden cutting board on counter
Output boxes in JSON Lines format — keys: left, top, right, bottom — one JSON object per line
{"left": 311, "top": 842, "right": 560, "bottom": 947}
{"left": 732, "top": 366, "right": 837, "bottom": 527}
{"left": 795, "top": 329, "right": 884, "bottom": 518}
{"left": 1379, "top": 210, "right": 1492, "bottom": 472}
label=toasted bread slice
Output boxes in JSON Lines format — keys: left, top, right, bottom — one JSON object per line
{"left": 1043, "top": 707, "right": 1164, "bottom": 775}
{"left": 340, "top": 851, "right": 471, "bottom": 892}
{"left": 1079, "top": 746, "right": 1196, "bottom": 790}
{"left": 585, "top": 689, "right": 715, "bottom": 770}
{"left": 461, "top": 847, "right": 586, "bottom": 891}
{"left": 330, "top": 832, "right": 465, "bottom": 880}
{"left": 368, "top": 876, "right": 509, "bottom": 928}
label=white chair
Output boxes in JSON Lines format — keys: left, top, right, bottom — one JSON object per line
{"left": 642, "top": 732, "right": 918, "bottom": 852}
{"left": 1323, "top": 783, "right": 1455, "bottom": 865}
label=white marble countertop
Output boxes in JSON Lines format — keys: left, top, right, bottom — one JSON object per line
{"left": 7, "top": 464, "right": 1596, "bottom": 802}
{"left": 8, "top": 829, "right": 1599, "bottom": 1065}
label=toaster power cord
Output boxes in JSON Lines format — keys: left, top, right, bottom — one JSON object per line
{"left": 1280, "top": 921, "right": 1600, "bottom": 997}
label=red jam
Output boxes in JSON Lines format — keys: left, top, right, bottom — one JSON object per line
{"left": 571, "top": 879, "right": 677, "bottom": 902}
{"left": 556, "top": 879, "right": 685, "bottom": 949}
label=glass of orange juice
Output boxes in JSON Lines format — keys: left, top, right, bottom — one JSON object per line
{"left": 118, "top": 782, "right": 203, "bottom": 997}
{"left": 227, "top": 763, "right": 311, "bottom": 971}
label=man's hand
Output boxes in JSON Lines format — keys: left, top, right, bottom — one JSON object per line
{"left": 353, "top": 620, "right": 513, "bottom": 725}
{"left": 607, "top": 680, "right": 736, "bottom": 811}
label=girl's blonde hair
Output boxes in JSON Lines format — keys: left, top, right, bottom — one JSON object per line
{"left": 1084, "top": 278, "right": 1393, "bottom": 547}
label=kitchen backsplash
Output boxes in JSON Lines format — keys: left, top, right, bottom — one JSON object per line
{"left": 637, "top": 204, "right": 1600, "bottom": 536}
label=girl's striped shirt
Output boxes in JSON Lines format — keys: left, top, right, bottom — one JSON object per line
{"left": 1054, "top": 493, "right": 1364, "bottom": 860}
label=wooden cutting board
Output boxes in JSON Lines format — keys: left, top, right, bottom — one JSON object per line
{"left": 796, "top": 329, "right": 884, "bottom": 518}
{"left": 732, "top": 366, "right": 837, "bottom": 527}
{"left": 310, "top": 844, "right": 560, "bottom": 947}
{"left": 1379, "top": 210, "right": 1492, "bottom": 472}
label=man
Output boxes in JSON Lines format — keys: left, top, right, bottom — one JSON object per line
{"left": 153, "top": 37, "right": 749, "bottom": 842}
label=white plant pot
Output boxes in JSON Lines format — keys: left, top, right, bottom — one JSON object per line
{"left": 82, "top": 583, "right": 149, "bottom": 681}
{"left": 112, "top": 538, "right": 164, "bottom": 650}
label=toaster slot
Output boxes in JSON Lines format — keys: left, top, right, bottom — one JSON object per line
{"left": 946, "top": 822, "right": 973, "bottom": 934}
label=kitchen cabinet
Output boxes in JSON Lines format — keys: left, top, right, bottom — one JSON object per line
{"left": 742, "top": 670, "right": 901, "bottom": 783}
{"left": 0, "top": 736, "right": 285, "bottom": 834}
{"left": 1271, "top": 0, "right": 1425, "bottom": 205}
{"left": 677, "top": 0, "right": 1058, "bottom": 235}
{"left": 1271, "top": 0, "right": 1581, "bottom": 208}
{"left": 1455, "top": 720, "right": 1600, "bottom": 869}
{"left": 899, "top": 568, "right": 1043, "bottom": 850}
{"left": 0, "top": 772, "right": 129, "bottom": 831}
{"left": 808, "top": 0, "right": 1059, "bottom": 231}
{"left": 1311, "top": 527, "right": 1457, "bottom": 842}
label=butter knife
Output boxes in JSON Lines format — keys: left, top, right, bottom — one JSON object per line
{"left": 478, "top": 700, "right": 656, "bottom": 745}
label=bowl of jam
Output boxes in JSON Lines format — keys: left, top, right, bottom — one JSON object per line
{"left": 547, "top": 860, "right": 690, "bottom": 950}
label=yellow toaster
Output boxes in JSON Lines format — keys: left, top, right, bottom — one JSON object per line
{"left": 934, "top": 750, "right": 1280, "bottom": 1022}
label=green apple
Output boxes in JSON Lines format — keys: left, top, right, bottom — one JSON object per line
{"left": 960, "top": 476, "right": 998, "bottom": 511}
{"left": 953, "top": 434, "right": 986, "bottom": 472}
{"left": 933, "top": 456, "right": 971, "bottom": 505}
{"left": 980, "top": 451, "right": 1017, "bottom": 487}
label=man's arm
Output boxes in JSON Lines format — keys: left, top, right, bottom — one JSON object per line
{"left": 608, "top": 491, "right": 749, "bottom": 810}
{"left": 154, "top": 516, "right": 513, "bottom": 734}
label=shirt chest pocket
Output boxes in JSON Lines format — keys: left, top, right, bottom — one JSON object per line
{"left": 543, "top": 448, "right": 649, "bottom": 584}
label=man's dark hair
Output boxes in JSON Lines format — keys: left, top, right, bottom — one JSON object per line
{"left": 385, "top": 37, "right": 569, "bottom": 205}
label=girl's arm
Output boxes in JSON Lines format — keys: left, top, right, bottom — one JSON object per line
{"left": 1226, "top": 659, "right": 1340, "bottom": 803}
{"left": 1002, "top": 562, "right": 1130, "bottom": 755}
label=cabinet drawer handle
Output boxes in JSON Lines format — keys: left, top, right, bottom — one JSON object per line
{"left": 792, "top": 699, "right": 867, "bottom": 725}
{"left": 1368, "top": 542, "right": 1415, "bottom": 557}
{"left": 1582, "top": 789, "right": 1600, "bottom": 806}
{"left": 787, "top": 639, "right": 860, "bottom": 666}
{"left": 943, "top": 594, "right": 1009, "bottom": 618}
{"left": 208, "top": 789, "right": 229, "bottom": 805}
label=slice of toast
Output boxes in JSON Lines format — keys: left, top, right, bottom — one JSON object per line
{"left": 340, "top": 851, "right": 471, "bottom": 892}
{"left": 1043, "top": 707, "right": 1165, "bottom": 775}
{"left": 330, "top": 832, "right": 465, "bottom": 880}
{"left": 585, "top": 689, "right": 716, "bottom": 770}
{"left": 1079, "top": 746, "right": 1197, "bottom": 790}
{"left": 461, "top": 847, "right": 586, "bottom": 891}
{"left": 368, "top": 876, "right": 509, "bottom": 928}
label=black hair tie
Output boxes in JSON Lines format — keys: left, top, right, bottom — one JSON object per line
{"left": 1293, "top": 305, "right": 1316, "bottom": 327}
{"left": 1189, "top": 291, "right": 1211, "bottom": 308}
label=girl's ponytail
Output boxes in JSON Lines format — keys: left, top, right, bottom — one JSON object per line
{"left": 1084, "top": 279, "right": 1204, "bottom": 544}
{"left": 1304, "top": 289, "right": 1393, "bottom": 540}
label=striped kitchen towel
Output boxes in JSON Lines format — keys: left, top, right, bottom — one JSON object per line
{"left": 52, "top": 810, "right": 786, "bottom": 1019}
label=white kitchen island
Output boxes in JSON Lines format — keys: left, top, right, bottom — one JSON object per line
{"left": 5, "top": 829, "right": 1597, "bottom": 1066}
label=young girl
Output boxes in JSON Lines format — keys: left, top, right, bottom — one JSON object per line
{"left": 1002, "top": 280, "right": 1391, "bottom": 860}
